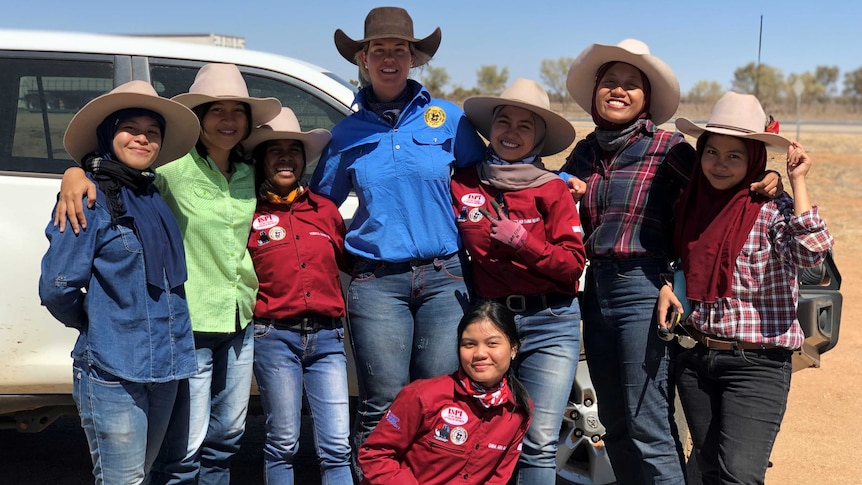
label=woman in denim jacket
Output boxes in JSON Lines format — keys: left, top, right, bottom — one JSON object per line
{"left": 39, "top": 81, "right": 200, "bottom": 484}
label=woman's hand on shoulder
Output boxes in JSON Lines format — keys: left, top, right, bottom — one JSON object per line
{"left": 54, "top": 167, "right": 97, "bottom": 234}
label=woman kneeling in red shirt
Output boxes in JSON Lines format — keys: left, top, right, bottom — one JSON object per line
{"left": 358, "top": 300, "right": 532, "bottom": 484}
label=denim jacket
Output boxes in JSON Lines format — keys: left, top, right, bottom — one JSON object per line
{"left": 39, "top": 184, "right": 197, "bottom": 383}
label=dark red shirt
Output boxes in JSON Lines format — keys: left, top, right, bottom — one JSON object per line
{"left": 359, "top": 373, "right": 531, "bottom": 485}
{"left": 451, "top": 167, "right": 586, "bottom": 299}
{"left": 247, "top": 189, "right": 347, "bottom": 319}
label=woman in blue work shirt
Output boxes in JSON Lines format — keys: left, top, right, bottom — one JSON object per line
{"left": 309, "top": 7, "right": 486, "bottom": 475}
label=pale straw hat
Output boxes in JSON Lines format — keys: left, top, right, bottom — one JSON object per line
{"left": 675, "top": 91, "right": 790, "bottom": 151}
{"left": 566, "top": 39, "right": 680, "bottom": 125}
{"left": 464, "top": 78, "right": 576, "bottom": 156}
{"left": 243, "top": 107, "right": 332, "bottom": 164}
{"left": 172, "top": 63, "right": 281, "bottom": 126}
{"left": 334, "top": 6, "right": 441, "bottom": 66}
{"left": 64, "top": 80, "right": 200, "bottom": 167}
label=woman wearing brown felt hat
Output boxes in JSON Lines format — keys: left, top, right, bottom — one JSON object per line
{"left": 310, "top": 7, "right": 487, "bottom": 480}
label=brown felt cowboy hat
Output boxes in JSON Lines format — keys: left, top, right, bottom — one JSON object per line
{"left": 675, "top": 91, "right": 791, "bottom": 152}
{"left": 64, "top": 80, "right": 200, "bottom": 168}
{"left": 566, "top": 39, "right": 680, "bottom": 125}
{"left": 334, "top": 6, "right": 441, "bottom": 66}
{"left": 243, "top": 107, "right": 332, "bottom": 165}
{"left": 464, "top": 78, "right": 576, "bottom": 157}
{"left": 172, "top": 63, "right": 281, "bottom": 126}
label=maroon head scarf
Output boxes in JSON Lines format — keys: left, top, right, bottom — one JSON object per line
{"left": 673, "top": 134, "right": 768, "bottom": 303}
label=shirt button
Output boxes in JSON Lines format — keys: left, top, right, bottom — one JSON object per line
{"left": 301, "top": 263, "right": 307, "bottom": 268}
{"left": 475, "top": 444, "right": 479, "bottom": 450}
{"left": 395, "top": 145, "right": 401, "bottom": 149}
{"left": 463, "top": 473, "right": 469, "bottom": 479}
{"left": 295, "top": 235, "right": 300, "bottom": 240}
{"left": 305, "top": 292, "right": 311, "bottom": 297}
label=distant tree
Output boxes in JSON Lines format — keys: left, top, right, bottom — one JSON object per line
{"left": 686, "top": 80, "right": 724, "bottom": 109}
{"left": 539, "top": 57, "right": 574, "bottom": 109}
{"left": 731, "top": 62, "right": 784, "bottom": 110}
{"left": 419, "top": 65, "right": 450, "bottom": 99}
{"left": 815, "top": 65, "right": 840, "bottom": 99}
{"left": 448, "top": 85, "right": 481, "bottom": 104}
{"left": 476, "top": 65, "right": 509, "bottom": 95}
{"left": 842, "top": 67, "right": 862, "bottom": 110}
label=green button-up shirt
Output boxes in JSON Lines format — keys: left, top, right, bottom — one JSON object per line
{"left": 155, "top": 148, "right": 258, "bottom": 333}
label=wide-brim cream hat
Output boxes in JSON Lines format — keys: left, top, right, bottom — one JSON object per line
{"left": 566, "top": 39, "right": 680, "bottom": 125}
{"left": 464, "top": 78, "right": 575, "bottom": 157}
{"left": 243, "top": 107, "right": 332, "bottom": 164}
{"left": 675, "top": 91, "right": 790, "bottom": 151}
{"left": 334, "top": 6, "right": 441, "bottom": 66}
{"left": 172, "top": 63, "right": 281, "bottom": 126}
{"left": 63, "top": 80, "right": 200, "bottom": 168}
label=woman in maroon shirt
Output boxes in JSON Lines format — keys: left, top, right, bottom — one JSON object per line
{"left": 358, "top": 300, "right": 531, "bottom": 485}
{"left": 245, "top": 107, "right": 352, "bottom": 484}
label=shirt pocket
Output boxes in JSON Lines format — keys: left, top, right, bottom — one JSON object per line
{"left": 410, "top": 131, "right": 453, "bottom": 182}
{"left": 193, "top": 183, "right": 218, "bottom": 200}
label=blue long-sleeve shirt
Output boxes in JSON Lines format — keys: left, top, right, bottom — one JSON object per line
{"left": 39, "top": 183, "right": 197, "bottom": 383}
{"left": 310, "top": 80, "right": 486, "bottom": 262}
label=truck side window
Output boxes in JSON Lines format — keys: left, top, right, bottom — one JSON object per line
{"left": 0, "top": 56, "right": 113, "bottom": 174}
{"left": 149, "top": 62, "right": 347, "bottom": 178}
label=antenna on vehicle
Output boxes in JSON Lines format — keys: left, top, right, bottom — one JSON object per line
{"left": 755, "top": 15, "right": 763, "bottom": 98}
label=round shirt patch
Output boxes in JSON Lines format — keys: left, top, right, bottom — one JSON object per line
{"left": 449, "top": 426, "right": 468, "bottom": 445}
{"left": 468, "top": 207, "right": 485, "bottom": 222}
{"left": 253, "top": 213, "right": 279, "bottom": 231}
{"left": 268, "top": 226, "right": 287, "bottom": 241}
{"left": 424, "top": 106, "right": 446, "bottom": 128}
{"left": 441, "top": 406, "right": 469, "bottom": 426}
{"left": 460, "top": 193, "right": 486, "bottom": 208}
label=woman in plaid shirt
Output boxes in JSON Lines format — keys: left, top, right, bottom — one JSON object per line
{"left": 560, "top": 40, "right": 782, "bottom": 484}
{"left": 659, "top": 91, "right": 833, "bottom": 484}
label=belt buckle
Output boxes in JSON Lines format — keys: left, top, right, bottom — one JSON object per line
{"left": 505, "top": 295, "right": 527, "bottom": 313}
{"left": 300, "top": 317, "right": 313, "bottom": 332}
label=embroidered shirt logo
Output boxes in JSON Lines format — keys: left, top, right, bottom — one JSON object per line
{"left": 424, "top": 106, "right": 446, "bottom": 128}
{"left": 253, "top": 213, "right": 279, "bottom": 231}
{"left": 385, "top": 410, "right": 401, "bottom": 430}
{"left": 460, "top": 193, "right": 486, "bottom": 208}
{"left": 441, "top": 406, "right": 469, "bottom": 426}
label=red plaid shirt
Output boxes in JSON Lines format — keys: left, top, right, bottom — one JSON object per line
{"left": 686, "top": 195, "right": 833, "bottom": 350}
{"left": 561, "top": 120, "right": 695, "bottom": 260}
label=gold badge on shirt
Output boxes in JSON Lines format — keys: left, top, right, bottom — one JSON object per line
{"left": 424, "top": 106, "right": 446, "bottom": 128}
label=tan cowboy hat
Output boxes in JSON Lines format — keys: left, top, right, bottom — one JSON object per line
{"left": 464, "top": 78, "right": 576, "bottom": 157}
{"left": 334, "top": 6, "right": 441, "bottom": 66}
{"left": 676, "top": 91, "right": 790, "bottom": 151}
{"left": 172, "top": 63, "right": 281, "bottom": 126}
{"left": 63, "top": 80, "right": 200, "bottom": 168}
{"left": 566, "top": 39, "right": 680, "bottom": 125}
{"left": 243, "top": 107, "right": 332, "bottom": 164}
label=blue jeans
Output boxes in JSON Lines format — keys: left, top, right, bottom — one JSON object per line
{"left": 582, "top": 258, "right": 686, "bottom": 485}
{"left": 346, "top": 252, "right": 471, "bottom": 460}
{"left": 676, "top": 345, "right": 792, "bottom": 485}
{"left": 252, "top": 321, "right": 352, "bottom": 484}
{"left": 150, "top": 323, "right": 255, "bottom": 485}
{"left": 73, "top": 361, "right": 178, "bottom": 485}
{"left": 509, "top": 297, "right": 581, "bottom": 485}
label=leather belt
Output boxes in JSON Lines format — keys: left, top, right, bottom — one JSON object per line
{"left": 257, "top": 315, "right": 340, "bottom": 333}
{"left": 683, "top": 326, "right": 780, "bottom": 351}
{"left": 494, "top": 292, "right": 575, "bottom": 313}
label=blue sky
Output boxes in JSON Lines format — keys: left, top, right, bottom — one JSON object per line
{"left": 3, "top": 0, "right": 861, "bottom": 95}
